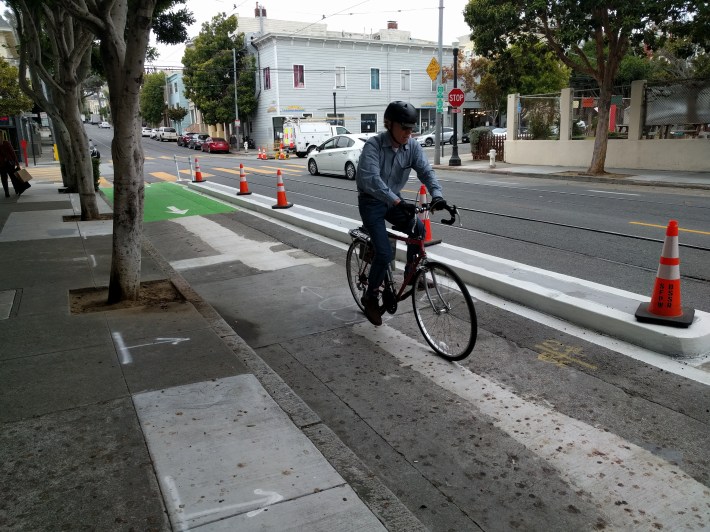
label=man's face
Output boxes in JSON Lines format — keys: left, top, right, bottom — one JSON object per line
{"left": 391, "top": 121, "right": 413, "bottom": 145}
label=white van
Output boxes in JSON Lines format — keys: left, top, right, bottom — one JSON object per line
{"left": 157, "top": 127, "right": 178, "bottom": 142}
{"left": 283, "top": 119, "right": 351, "bottom": 157}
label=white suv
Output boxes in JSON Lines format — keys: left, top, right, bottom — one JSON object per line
{"left": 157, "top": 127, "right": 178, "bottom": 142}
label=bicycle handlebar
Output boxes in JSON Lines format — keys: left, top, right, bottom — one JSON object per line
{"left": 417, "top": 203, "right": 458, "bottom": 226}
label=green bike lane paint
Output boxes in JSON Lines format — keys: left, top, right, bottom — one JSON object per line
{"left": 102, "top": 182, "right": 235, "bottom": 222}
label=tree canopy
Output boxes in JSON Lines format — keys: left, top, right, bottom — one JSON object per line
{"left": 463, "top": 0, "right": 698, "bottom": 174}
{"left": 140, "top": 72, "right": 167, "bottom": 125}
{"left": 182, "top": 13, "right": 256, "bottom": 125}
{"left": 0, "top": 57, "right": 33, "bottom": 116}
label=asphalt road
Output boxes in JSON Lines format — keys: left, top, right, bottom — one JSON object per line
{"left": 91, "top": 126, "right": 710, "bottom": 530}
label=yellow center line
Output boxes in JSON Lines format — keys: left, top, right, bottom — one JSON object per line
{"left": 629, "top": 221, "right": 710, "bottom": 236}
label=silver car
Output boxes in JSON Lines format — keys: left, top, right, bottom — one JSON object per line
{"left": 416, "top": 127, "right": 454, "bottom": 146}
{"left": 307, "top": 134, "right": 368, "bottom": 180}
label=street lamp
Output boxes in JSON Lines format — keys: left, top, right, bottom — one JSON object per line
{"left": 448, "top": 42, "right": 461, "bottom": 166}
{"left": 333, "top": 91, "right": 337, "bottom": 124}
{"left": 233, "top": 48, "right": 241, "bottom": 148}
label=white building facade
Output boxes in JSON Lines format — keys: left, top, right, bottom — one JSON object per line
{"left": 238, "top": 13, "right": 460, "bottom": 149}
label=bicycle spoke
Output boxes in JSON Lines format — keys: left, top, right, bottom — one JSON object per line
{"left": 412, "top": 263, "right": 477, "bottom": 361}
{"left": 346, "top": 240, "right": 371, "bottom": 312}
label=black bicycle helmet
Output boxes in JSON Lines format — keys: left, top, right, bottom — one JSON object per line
{"left": 384, "top": 101, "right": 417, "bottom": 128}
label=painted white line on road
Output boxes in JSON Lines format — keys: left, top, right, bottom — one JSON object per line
{"left": 169, "top": 216, "right": 331, "bottom": 271}
{"left": 587, "top": 189, "right": 640, "bottom": 196}
{"left": 111, "top": 331, "right": 132, "bottom": 364}
{"left": 353, "top": 322, "right": 710, "bottom": 530}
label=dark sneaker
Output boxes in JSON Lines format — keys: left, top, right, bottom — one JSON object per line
{"left": 361, "top": 293, "right": 382, "bottom": 326}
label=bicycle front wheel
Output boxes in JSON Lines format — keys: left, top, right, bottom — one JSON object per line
{"left": 346, "top": 239, "right": 372, "bottom": 312}
{"left": 411, "top": 262, "right": 477, "bottom": 361}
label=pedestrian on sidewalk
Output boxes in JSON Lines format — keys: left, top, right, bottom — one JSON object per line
{"left": 355, "top": 100, "right": 449, "bottom": 326}
{"left": 0, "top": 139, "right": 30, "bottom": 197}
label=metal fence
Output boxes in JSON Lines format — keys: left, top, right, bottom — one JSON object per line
{"left": 643, "top": 79, "right": 710, "bottom": 139}
{"left": 516, "top": 94, "right": 561, "bottom": 139}
{"left": 573, "top": 86, "right": 632, "bottom": 137}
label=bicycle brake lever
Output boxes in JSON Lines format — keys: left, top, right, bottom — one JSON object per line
{"left": 440, "top": 205, "right": 457, "bottom": 226}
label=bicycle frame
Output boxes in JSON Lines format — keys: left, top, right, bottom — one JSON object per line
{"left": 352, "top": 202, "right": 459, "bottom": 312}
{"left": 347, "top": 202, "right": 476, "bottom": 360}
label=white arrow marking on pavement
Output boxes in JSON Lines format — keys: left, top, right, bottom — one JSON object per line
{"left": 167, "top": 206, "right": 189, "bottom": 214}
{"left": 127, "top": 337, "right": 190, "bottom": 349}
{"left": 177, "top": 488, "right": 284, "bottom": 522}
{"left": 112, "top": 332, "right": 132, "bottom": 365}
{"left": 112, "top": 335, "right": 189, "bottom": 364}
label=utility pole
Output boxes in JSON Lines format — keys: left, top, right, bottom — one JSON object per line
{"left": 233, "top": 48, "right": 240, "bottom": 147}
{"left": 435, "top": 0, "right": 444, "bottom": 164}
{"left": 449, "top": 43, "right": 461, "bottom": 166}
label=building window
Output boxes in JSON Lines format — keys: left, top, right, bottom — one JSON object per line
{"left": 370, "top": 68, "right": 380, "bottom": 90}
{"left": 293, "top": 64, "right": 305, "bottom": 88}
{"left": 335, "top": 67, "right": 346, "bottom": 89}
{"left": 401, "top": 69, "right": 410, "bottom": 91}
{"left": 361, "top": 113, "right": 377, "bottom": 133}
{"left": 174, "top": 82, "right": 178, "bottom": 93}
{"left": 264, "top": 67, "right": 271, "bottom": 90}
{"left": 326, "top": 113, "right": 344, "bottom": 126}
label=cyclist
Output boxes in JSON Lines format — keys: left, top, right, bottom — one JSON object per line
{"left": 356, "top": 100, "right": 448, "bottom": 326}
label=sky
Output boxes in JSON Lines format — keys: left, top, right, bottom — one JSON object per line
{"left": 152, "top": 0, "right": 472, "bottom": 68}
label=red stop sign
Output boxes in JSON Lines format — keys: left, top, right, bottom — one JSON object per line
{"left": 448, "top": 88, "right": 465, "bottom": 107}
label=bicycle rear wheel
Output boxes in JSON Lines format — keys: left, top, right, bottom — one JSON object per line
{"left": 411, "top": 262, "right": 477, "bottom": 361}
{"left": 346, "top": 239, "right": 372, "bottom": 312}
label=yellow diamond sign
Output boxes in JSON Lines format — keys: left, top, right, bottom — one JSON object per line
{"left": 426, "top": 57, "right": 440, "bottom": 81}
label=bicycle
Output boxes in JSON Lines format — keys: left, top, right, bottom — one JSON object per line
{"left": 346, "top": 203, "right": 477, "bottom": 361}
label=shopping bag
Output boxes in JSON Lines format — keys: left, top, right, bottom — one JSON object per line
{"left": 17, "top": 168, "right": 32, "bottom": 182}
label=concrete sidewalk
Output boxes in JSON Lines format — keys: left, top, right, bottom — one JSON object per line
{"left": 431, "top": 153, "right": 710, "bottom": 190}
{"left": 0, "top": 168, "right": 419, "bottom": 530}
{"left": 2, "top": 151, "right": 709, "bottom": 529}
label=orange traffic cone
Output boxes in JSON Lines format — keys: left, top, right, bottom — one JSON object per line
{"left": 635, "top": 220, "right": 694, "bottom": 327}
{"left": 272, "top": 169, "right": 293, "bottom": 209}
{"left": 193, "top": 157, "right": 205, "bottom": 182}
{"left": 417, "top": 185, "right": 441, "bottom": 246}
{"left": 258, "top": 147, "right": 264, "bottom": 160}
{"left": 237, "top": 163, "right": 252, "bottom": 196}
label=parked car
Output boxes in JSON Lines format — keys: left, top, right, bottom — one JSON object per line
{"left": 98, "top": 121, "right": 111, "bottom": 129}
{"left": 188, "top": 133, "right": 210, "bottom": 150}
{"left": 149, "top": 128, "right": 158, "bottom": 139}
{"left": 307, "top": 134, "right": 368, "bottom": 180}
{"left": 201, "top": 137, "right": 230, "bottom": 153}
{"left": 141, "top": 127, "right": 152, "bottom": 137}
{"left": 415, "top": 126, "right": 454, "bottom": 146}
{"left": 177, "top": 132, "right": 197, "bottom": 147}
{"left": 156, "top": 126, "right": 177, "bottom": 141}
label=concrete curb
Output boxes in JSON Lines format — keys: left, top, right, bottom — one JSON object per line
{"left": 185, "top": 181, "right": 710, "bottom": 359}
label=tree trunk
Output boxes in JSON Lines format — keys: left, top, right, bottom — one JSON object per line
{"left": 58, "top": 89, "right": 98, "bottom": 219}
{"left": 100, "top": 1, "right": 154, "bottom": 303}
{"left": 587, "top": 82, "right": 613, "bottom": 175}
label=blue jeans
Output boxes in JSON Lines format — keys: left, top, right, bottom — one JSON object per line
{"left": 358, "top": 196, "right": 425, "bottom": 297}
